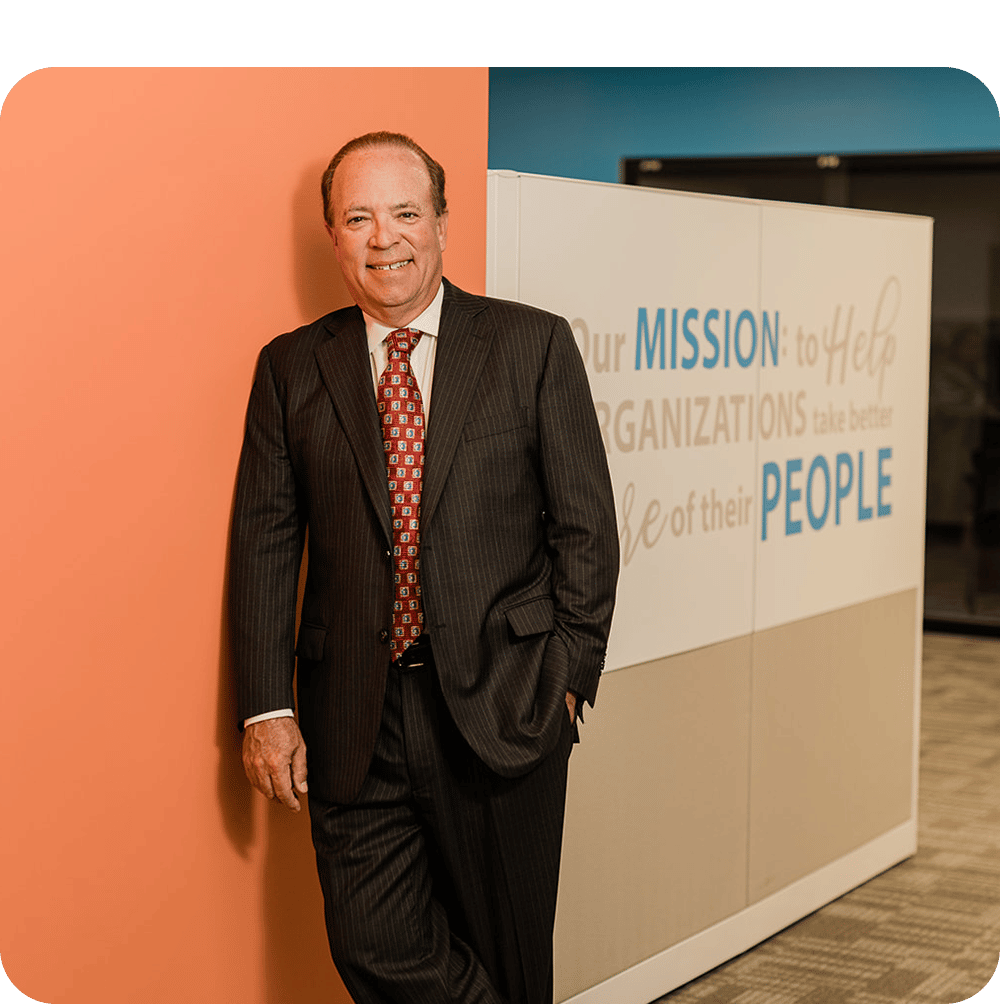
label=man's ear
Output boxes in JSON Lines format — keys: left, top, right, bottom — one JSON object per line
{"left": 437, "top": 211, "right": 449, "bottom": 253}
{"left": 325, "top": 222, "right": 337, "bottom": 246}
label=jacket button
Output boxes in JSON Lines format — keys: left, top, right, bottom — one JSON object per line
{"left": 379, "top": 628, "right": 389, "bottom": 644}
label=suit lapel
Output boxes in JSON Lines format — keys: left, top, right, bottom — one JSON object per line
{"left": 422, "top": 283, "right": 493, "bottom": 529}
{"left": 313, "top": 310, "right": 392, "bottom": 542}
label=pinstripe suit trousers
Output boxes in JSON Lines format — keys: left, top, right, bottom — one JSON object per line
{"left": 308, "top": 639, "right": 574, "bottom": 1004}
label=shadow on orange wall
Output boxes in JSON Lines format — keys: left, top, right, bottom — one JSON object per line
{"left": 216, "top": 578, "right": 255, "bottom": 856}
{"left": 218, "top": 542, "right": 343, "bottom": 1003}
{"left": 292, "top": 160, "right": 354, "bottom": 323}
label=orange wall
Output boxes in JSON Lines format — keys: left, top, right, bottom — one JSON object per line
{"left": 0, "top": 68, "right": 488, "bottom": 1004}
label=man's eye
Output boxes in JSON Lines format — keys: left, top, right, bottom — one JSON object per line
{"left": 347, "top": 216, "right": 367, "bottom": 225}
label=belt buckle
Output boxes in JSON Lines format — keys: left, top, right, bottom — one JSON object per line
{"left": 396, "top": 635, "right": 430, "bottom": 671}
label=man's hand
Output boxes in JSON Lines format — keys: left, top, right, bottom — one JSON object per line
{"left": 242, "top": 717, "right": 308, "bottom": 812}
{"left": 565, "top": 691, "right": 577, "bottom": 725}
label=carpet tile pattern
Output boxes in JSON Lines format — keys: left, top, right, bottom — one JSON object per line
{"left": 654, "top": 632, "right": 1000, "bottom": 1004}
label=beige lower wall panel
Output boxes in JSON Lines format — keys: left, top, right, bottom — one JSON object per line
{"left": 748, "top": 589, "right": 917, "bottom": 902}
{"left": 554, "top": 636, "right": 753, "bottom": 1002}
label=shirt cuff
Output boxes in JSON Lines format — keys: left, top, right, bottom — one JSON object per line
{"left": 243, "top": 708, "right": 294, "bottom": 728}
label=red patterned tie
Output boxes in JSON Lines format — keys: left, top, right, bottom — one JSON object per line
{"left": 378, "top": 328, "right": 425, "bottom": 659}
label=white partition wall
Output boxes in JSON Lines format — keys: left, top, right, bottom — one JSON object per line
{"left": 486, "top": 171, "right": 932, "bottom": 1003}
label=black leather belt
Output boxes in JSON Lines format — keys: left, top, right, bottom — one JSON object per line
{"left": 392, "top": 635, "right": 433, "bottom": 672}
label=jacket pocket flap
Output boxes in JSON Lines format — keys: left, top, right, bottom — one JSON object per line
{"left": 295, "top": 623, "right": 327, "bottom": 662}
{"left": 464, "top": 407, "right": 528, "bottom": 441}
{"left": 505, "top": 596, "right": 554, "bottom": 637}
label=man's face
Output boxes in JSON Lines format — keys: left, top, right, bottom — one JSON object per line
{"left": 327, "top": 145, "right": 448, "bottom": 327}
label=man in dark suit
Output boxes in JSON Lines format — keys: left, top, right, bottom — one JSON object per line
{"left": 230, "top": 132, "right": 618, "bottom": 1004}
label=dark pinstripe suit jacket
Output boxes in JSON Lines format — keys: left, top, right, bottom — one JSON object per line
{"left": 230, "top": 280, "right": 619, "bottom": 804}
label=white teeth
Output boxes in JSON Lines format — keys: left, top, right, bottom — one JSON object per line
{"left": 372, "top": 261, "right": 409, "bottom": 270}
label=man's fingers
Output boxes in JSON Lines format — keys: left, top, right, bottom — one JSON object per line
{"left": 242, "top": 749, "right": 275, "bottom": 801}
{"left": 248, "top": 759, "right": 298, "bottom": 810}
{"left": 270, "top": 769, "right": 301, "bottom": 812}
{"left": 248, "top": 752, "right": 299, "bottom": 809}
{"left": 242, "top": 718, "right": 306, "bottom": 810}
{"left": 256, "top": 769, "right": 276, "bottom": 802}
{"left": 291, "top": 742, "right": 308, "bottom": 793}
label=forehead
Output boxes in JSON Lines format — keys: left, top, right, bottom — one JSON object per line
{"left": 331, "top": 146, "right": 434, "bottom": 212}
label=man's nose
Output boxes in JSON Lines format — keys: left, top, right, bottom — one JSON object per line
{"left": 369, "top": 215, "right": 398, "bottom": 248}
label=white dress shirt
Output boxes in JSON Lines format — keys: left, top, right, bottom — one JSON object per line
{"left": 244, "top": 283, "right": 444, "bottom": 728}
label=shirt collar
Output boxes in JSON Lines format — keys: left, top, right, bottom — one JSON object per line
{"left": 363, "top": 282, "right": 444, "bottom": 356}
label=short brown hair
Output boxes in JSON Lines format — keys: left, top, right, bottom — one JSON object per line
{"left": 321, "top": 132, "right": 447, "bottom": 225}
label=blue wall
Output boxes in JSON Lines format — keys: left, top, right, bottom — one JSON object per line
{"left": 488, "top": 68, "right": 1000, "bottom": 183}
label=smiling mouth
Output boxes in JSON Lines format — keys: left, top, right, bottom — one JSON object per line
{"left": 370, "top": 261, "right": 411, "bottom": 271}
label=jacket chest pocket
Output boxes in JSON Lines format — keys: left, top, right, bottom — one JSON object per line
{"left": 463, "top": 407, "right": 528, "bottom": 442}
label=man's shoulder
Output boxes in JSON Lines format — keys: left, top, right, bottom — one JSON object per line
{"left": 260, "top": 303, "right": 361, "bottom": 365}
{"left": 443, "top": 279, "right": 567, "bottom": 331}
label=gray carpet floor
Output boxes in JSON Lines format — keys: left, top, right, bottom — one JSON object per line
{"left": 652, "top": 631, "right": 1000, "bottom": 1004}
